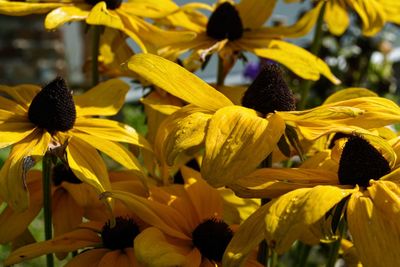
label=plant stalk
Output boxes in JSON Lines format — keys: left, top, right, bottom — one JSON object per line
{"left": 42, "top": 153, "right": 54, "bottom": 267}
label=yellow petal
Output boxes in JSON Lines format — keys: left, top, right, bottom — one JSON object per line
{"left": 86, "top": 2, "right": 124, "bottom": 30}
{"left": 236, "top": 0, "right": 276, "bottom": 29}
{"left": 0, "top": 1, "right": 64, "bottom": 16}
{"left": 104, "top": 190, "right": 191, "bottom": 240}
{"left": 74, "top": 78, "right": 130, "bottom": 117}
{"left": 0, "top": 84, "right": 40, "bottom": 110}
{"left": 0, "top": 129, "right": 50, "bottom": 211}
{"left": 265, "top": 186, "right": 355, "bottom": 254}
{"left": 323, "top": 88, "right": 378, "bottom": 104}
{"left": 0, "top": 122, "right": 36, "bottom": 149}
{"left": 134, "top": 227, "right": 187, "bottom": 267}
{"left": 120, "top": 1, "right": 179, "bottom": 18}
{"left": 163, "top": 110, "right": 211, "bottom": 166}
{"left": 4, "top": 228, "right": 100, "bottom": 266}
{"left": 201, "top": 107, "right": 285, "bottom": 187}
{"left": 230, "top": 168, "right": 339, "bottom": 199}
{"left": 324, "top": 1, "right": 350, "bottom": 36}
{"left": 126, "top": 53, "right": 233, "bottom": 111}
{"left": 67, "top": 137, "right": 111, "bottom": 196}
{"left": 253, "top": 40, "right": 340, "bottom": 84}
{"left": 347, "top": 185, "right": 400, "bottom": 267}
{"left": 45, "top": 5, "right": 89, "bottom": 30}
{"left": 72, "top": 133, "right": 146, "bottom": 185}
{"left": 347, "top": 0, "right": 386, "bottom": 36}
{"left": 74, "top": 117, "right": 152, "bottom": 151}
{"left": 64, "top": 248, "right": 108, "bottom": 267}
{"left": 223, "top": 204, "right": 269, "bottom": 267}
{"left": 0, "top": 172, "right": 42, "bottom": 243}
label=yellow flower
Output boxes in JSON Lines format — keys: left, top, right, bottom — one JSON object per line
{"left": 287, "top": 0, "right": 400, "bottom": 36}
{"left": 224, "top": 135, "right": 400, "bottom": 267}
{"left": 127, "top": 53, "right": 400, "bottom": 188}
{"left": 0, "top": 77, "right": 151, "bottom": 211}
{"left": 0, "top": 0, "right": 194, "bottom": 52}
{"left": 106, "top": 166, "right": 261, "bottom": 266}
{"left": 0, "top": 168, "right": 148, "bottom": 251}
{"left": 5, "top": 217, "right": 145, "bottom": 266}
{"left": 160, "top": 0, "right": 339, "bottom": 83}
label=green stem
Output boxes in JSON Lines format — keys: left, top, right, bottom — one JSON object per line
{"left": 269, "top": 250, "right": 279, "bottom": 267}
{"left": 91, "top": 25, "right": 101, "bottom": 87}
{"left": 42, "top": 154, "right": 54, "bottom": 267}
{"left": 297, "top": 242, "right": 312, "bottom": 267}
{"left": 326, "top": 219, "right": 346, "bottom": 267}
{"left": 216, "top": 56, "right": 225, "bottom": 86}
{"left": 298, "top": 2, "right": 327, "bottom": 110}
{"left": 257, "top": 154, "right": 273, "bottom": 266}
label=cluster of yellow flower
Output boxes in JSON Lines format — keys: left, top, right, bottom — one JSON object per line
{"left": 0, "top": 1, "right": 400, "bottom": 267}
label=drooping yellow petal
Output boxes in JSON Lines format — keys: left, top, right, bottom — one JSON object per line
{"left": 252, "top": 40, "right": 340, "bottom": 84}
{"left": 74, "top": 117, "right": 152, "bottom": 151}
{"left": 163, "top": 110, "right": 211, "bottom": 166}
{"left": 104, "top": 190, "right": 191, "bottom": 240}
{"left": 223, "top": 204, "right": 269, "bottom": 267}
{"left": 72, "top": 133, "right": 146, "bottom": 185}
{"left": 230, "top": 168, "right": 340, "bottom": 199}
{"left": 86, "top": 2, "right": 124, "bottom": 30}
{"left": 126, "top": 53, "right": 233, "bottom": 111}
{"left": 0, "top": 122, "right": 35, "bottom": 149}
{"left": 74, "top": 79, "right": 130, "bottom": 117}
{"left": 236, "top": 0, "right": 276, "bottom": 29}
{"left": 0, "top": 172, "right": 42, "bottom": 244}
{"left": 0, "top": 84, "right": 40, "bottom": 110}
{"left": 347, "top": 184, "right": 400, "bottom": 267}
{"left": 265, "top": 186, "right": 356, "bottom": 254}
{"left": 120, "top": 1, "right": 179, "bottom": 18}
{"left": 201, "top": 107, "right": 285, "bottom": 187}
{"left": 347, "top": 0, "right": 386, "bottom": 36}
{"left": 44, "top": 5, "right": 89, "bottom": 30}
{"left": 324, "top": 1, "right": 350, "bottom": 36}
{"left": 67, "top": 137, "right": 111, "bottom": 196}
{"left": 4, "top": 228, "right": 100, "bottom": 266}
{"left": 0, "top": 129, "right": 50, "bottom": 211}
{"left": 0, "top": 1, "right": 65, "bottom": 16}
{"left": 323, "top": 88, "right": 378, "bottom": 104}
{"left": 134, "top": 227, "right": 187, "bottom": 267}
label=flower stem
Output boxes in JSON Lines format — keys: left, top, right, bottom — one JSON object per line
{"left": 91, "top": 25, "right": 101, "bottom": 87}
{"left": 217, "top": 56, "right": 225, "bottom": 86}
{"left": 257, "top": 153, "right": 273, "bottom": 266}
{"left": 298, "top": 1, "right": 327, "bottom": 110}
{"left": 326, "top": 219, "right": 346, "bottom": 267}
{"left": 42, "top": 153, "right": 54, "bottom": 267}
{"left": 297, "top": 242, "right": 312, "bottom": 267}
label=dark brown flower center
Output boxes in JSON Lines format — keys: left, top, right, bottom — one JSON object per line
{"left": 28, "top": 77, "right": 76, "bottom": 135}
{"left": 101, "top": 217, "right": 140, "bottom": 250}
{"left": 338, "top": 136, "right": 391, "bottom": 187}
{"left": 52, "top": 163, "right": 82, "bottom": 186}
{"left": 206, "top": 2, "right": 243, "bottom": 41}
{"left": 192, "top": 217, "right": 233, "bottom": 262}
{"left": 242, "top": 63, "right": 296, "bottom": 115}
{"left": 84, "top": 0, "right": 122, "bottom": 9}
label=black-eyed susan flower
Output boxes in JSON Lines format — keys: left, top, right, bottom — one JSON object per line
{"left": 161, "top": 0, "right": 339, "bottom": 83}
{"left": 224, "top": 135, "right": 400, "bottom": 267}
{"left": 127, "top": 53, "right": 400, "bottom": 188}
{"left": 0, "top": 0, "right": 194, "bottom": 52}
{"left": 286, "top": 0, "right": 400, "bottom": 36}
{"left": 0, "top": 167, "right": 148, "bottom": 251}
{"left": 0, "top": 77, "right": 151, "bottom": 211}
{"left": 4, "top": 216, "right": 145, "bottom": 266}
{"left": 105, "top": 166, "right": 262, "bottom": 266}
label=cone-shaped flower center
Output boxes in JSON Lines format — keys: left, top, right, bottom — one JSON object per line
{"left": 28, "top": 77, "right": 76, "bottom": 135}
{"left": 52, "top": 163, "right": 82, "bottom": 186}
{"left": 242, "top": 63, "right": 296, "bottom": 115}
{"left": 206, "top": 2, "right": 243, "bottom": 41}
{"left": 101, "top": 217, "right": 140, "bottom": 250}
{"left": 192, "top": 217, "right": 233, "bottom": 262}
{"left": 84, "top": 0, "right": 122, "bottom": 9}
{"left": 338, "top": 136, "right": 391, "bottom": 187}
